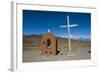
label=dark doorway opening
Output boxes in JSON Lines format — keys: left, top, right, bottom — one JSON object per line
{"left": 46, "top": 39, "right": 51, "bottom": 49}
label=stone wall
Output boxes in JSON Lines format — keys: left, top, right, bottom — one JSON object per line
{"left": 41, "top": 32, "right": 57, "bottom": 56}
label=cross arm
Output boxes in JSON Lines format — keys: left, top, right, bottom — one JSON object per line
{"left": 60, "top": 24, "right": 79, "bottom": 28}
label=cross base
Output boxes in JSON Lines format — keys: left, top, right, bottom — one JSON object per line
{"left": 67, "top": 51, "right": 76, "bottom": 57}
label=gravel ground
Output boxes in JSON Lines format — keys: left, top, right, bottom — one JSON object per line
{"left": 23, "top": 48, "right": 91, "bottom": 63}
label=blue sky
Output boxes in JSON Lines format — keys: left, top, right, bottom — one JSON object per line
{"left": 23, "top": 10, "right": 91, "bottom": 39}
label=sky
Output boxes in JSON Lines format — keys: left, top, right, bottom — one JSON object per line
{"left": 23, "top": 10, "right": 91, "bottom": 39}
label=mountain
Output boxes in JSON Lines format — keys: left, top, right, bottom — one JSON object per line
{"left": 23, "top": 34, "right": 91, "bottom": 50}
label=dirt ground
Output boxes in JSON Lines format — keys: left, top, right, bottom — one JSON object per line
{"left": 23, "top": 48, "right": 91, "bottom": 62}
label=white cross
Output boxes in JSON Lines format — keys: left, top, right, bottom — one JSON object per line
{"left": 60, "top": 16, "right": 79, "bottom": 56}
{"left": 48, "top": 29, "right": 50, "bottom": 32}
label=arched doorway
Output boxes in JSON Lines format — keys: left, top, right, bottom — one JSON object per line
{"left": 46, "top": 39, "right": 51, "bottom": 49}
